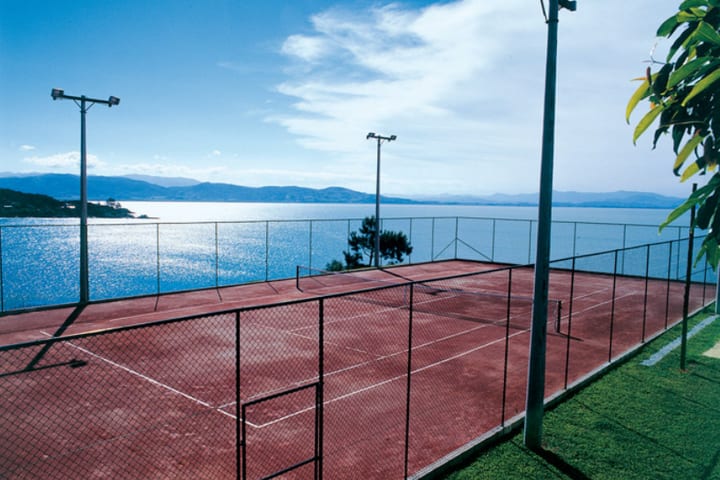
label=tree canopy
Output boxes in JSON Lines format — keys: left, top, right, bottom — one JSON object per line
{"left": 627, "top": 0, "right": 720, "bottom": 265}
{"left": 326, "top": 216, "right": 413, "bottom": 270}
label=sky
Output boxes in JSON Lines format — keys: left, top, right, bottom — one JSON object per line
{"left": 0, "top": 0, "right": 694, "bottom": 198}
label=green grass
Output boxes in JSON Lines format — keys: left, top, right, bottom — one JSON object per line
{"left": 443, "top": 306, "right": 720, "bottom": 480}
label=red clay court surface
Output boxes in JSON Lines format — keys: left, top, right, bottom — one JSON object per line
{"left": 0, "top": 260, "right": 713, "bottom": 479}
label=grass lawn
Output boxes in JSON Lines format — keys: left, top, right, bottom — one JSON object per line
{"left": 443, "top": 306, "right": 720, "bottom": 480}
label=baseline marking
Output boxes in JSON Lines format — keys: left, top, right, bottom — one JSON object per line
{"left": 41, "top": 332, "right": 238, "bottom": 421}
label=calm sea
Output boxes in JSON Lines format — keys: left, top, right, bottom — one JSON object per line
{"left": 1, "top": 202, "right": 696, "bottom": 312}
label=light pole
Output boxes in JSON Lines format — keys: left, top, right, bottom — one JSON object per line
{"left": 366, "top": 132, "right": 396, "bottom": 268}
{"left": 524, "top": 0, "right": 576, "bottom": 450}
{"left": 51, "top": 88, "right": 120, "bottom": 304}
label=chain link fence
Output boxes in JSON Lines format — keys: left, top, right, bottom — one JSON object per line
{"left": 0, "top": 236, "right": 714, "bottom": 479}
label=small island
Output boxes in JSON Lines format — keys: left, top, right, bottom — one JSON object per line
{"left": 0, "top": 188, "right": 145, "bottom": 218}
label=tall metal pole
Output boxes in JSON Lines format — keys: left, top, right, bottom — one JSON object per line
{"left": 524, "top": 0, "right": 575, "bottom": 450}
{"left": 79, "top": 97, "right": 89, "bottom": 304}
{"left": 375, "top": 137, "right": 382, "bottom": 268}
{"left": 366, "top": 132, "right": 396, "bottom": 268}
{"left": 51, "top": 88, "right": 119, "bottom": 305}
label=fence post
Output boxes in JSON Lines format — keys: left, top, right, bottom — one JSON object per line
{"left": 681, "top": 184, "right": 697, "bottom": 370}
{"left": 235, "top": 310, "right": 242, "bottom": 478}
{"left": 0, "top": 226, "right": 4, "bottom": 313}
{"left": 215, "top": 222, "right": 220, "bottom": 288}
{"left": 156, "top": 223, "right": 161, "bottom": 296}
{"left": 265, "top": 221, "right": 270, "bottom": 281}
{"left": 564, "top": 257, "right": 576, "bottom": 390}
{"left": 309, "top": 220, "right": 313, "bottom": 270}
{"left": 403, "top": 284, "right": 414, "bottom": 479}
{"left": 608, "top": 250, "right": 618, "bottom": 362}
{"left": 501, "top": 268, "right": 513, "bottom": 426}
{"left": 454, "top": 217, "right": 459, "bottom": 259}
{"left": 491, "top": 219, "right": 496, "bottom": 262}
{"left": 317, "top": 298, "right": 325, "bottom": 479}
{"left": 431, "top": 218, "right": 436, "bottom": 261}
{"left": 642, "top": 244, "right": 650, "bottom": 343}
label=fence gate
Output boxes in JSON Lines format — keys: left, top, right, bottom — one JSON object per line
{"left": 241, "top": 383, "right": 322, "bottom": 480}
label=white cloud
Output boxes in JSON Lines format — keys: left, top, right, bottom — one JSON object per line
{"left": 24, "top": 151, "right": 103, "bottom": 170}
{"left": 19, "top": 145, "right": 36, "bottom": 151}
{"left": 270, "top": 0, "right": 687, "bottom": 196}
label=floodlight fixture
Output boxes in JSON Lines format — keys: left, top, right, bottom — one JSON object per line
{"left": 366, "top": 131, "right": 397, "bottom": 268}
{"left": 50, "top": 88, "right": 120, "bottom": 304}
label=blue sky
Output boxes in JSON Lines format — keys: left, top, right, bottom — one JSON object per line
{"left": 0, "top": 0, "right": 691, "bottom": 197}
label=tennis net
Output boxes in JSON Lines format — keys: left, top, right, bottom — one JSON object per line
{"left": 296, "top": 265, "right": 562, "bottom": 332}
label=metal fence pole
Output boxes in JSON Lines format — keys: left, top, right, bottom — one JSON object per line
{"left": 309, "top": 220, "right": 313, "bottom": 270}
{"left": 491, "top": 219, "right": 496, "bottom": 262}
{"left": 431, "top": 218, "right": 436, "bottom": 261}
{"left": 265, "top": 221, "right": 270, "bottom": 281}
{"left": 215, "top": 222, "right": 220, "bottom": 288}
{"left": 235, "top": 310, "right": 242, "bottom": 477}
{"left": 317, "top": 298, "right": 325, "bottom": 480}
{"left": 564, "top": 257, "right": 576, "bottom": 389}
{"left": 608, "top": 250, "right": 619, "bottom": 362}
{"left": 454, "top": 217, "right": 459, "bottom": 259}
{"left": 156, "top": 224, "right": 161, "bottom": 296}
{"left": 501, "top": 268, "right": 512, "bottom": 426}
{"left": 403, "top": 284, "right": 414, "bottom": 479}
{"left": 642, "top": 244, "right": 650, "bottom": 343}
{"left": 681, "top": 185, "right": 697, "bottom": 370}
{"left": 0, "top": 226, "right": 4, "bottom": 313}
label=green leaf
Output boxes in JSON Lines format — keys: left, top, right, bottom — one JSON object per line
{"left": 633, "top": 105, "right": 663, "bottom": 144}
{"left": 674, "top": 133, "right": 705, "bottom": 173}
{"left": 695, "top": 21, "right": 720, "bottom": 45}
{"left": 657, "top": 14, "right": 680, "bottom": 37}
{"left": 682, "top": 66, "right": 720, "bottom": 105}
{"left": 660, "top": 178, "right": 718, "bottom": 230}
{"left": 668, "top": 56, "right": 717, "bottom": 89}
{"left": 625, "top": 79, "right": 651, "bottom": 123}
{"left": 680, "top": 0, "right": 709, "bottom": 10}
{"left": 680, "top": 160, "right": 702, "bottom": 181}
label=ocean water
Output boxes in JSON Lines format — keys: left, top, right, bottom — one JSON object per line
{"left": 0, "top": 202, "right": 700, "bottom": 312}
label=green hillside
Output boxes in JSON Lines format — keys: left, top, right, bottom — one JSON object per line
{"left": 0, "top": 188, "right": 138, "bottom": 218}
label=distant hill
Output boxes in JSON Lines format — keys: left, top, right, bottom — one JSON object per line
{"left": 411, "top": 191, "right": 685, "bottom": 209}
{"left": 0, "top": 174, "right": 416, "bottom": 204}
{"left": 0, "top": 173, "right": 685, "bottom": 208}
{"left": 0, "top": 188, "right": 138, "bottom": 218}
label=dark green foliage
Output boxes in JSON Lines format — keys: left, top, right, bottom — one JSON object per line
{"left": 328, "top": 216, "right": 413, "bottom": 270}
{"left": 628, "top": 0, "right": 720, "bottom": 266}
{"left": 0, "top": 188, "right": 136, "bottom": 218}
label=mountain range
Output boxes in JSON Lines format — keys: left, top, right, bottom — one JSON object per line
{"left": 0, "top": 173, "right": 685, "bottom": 208}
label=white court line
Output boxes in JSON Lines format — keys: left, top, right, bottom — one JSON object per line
{"left": 640, "top": 315, "right": 718, "bottom": 366}
{"left": 241, "top": 310, "right": 500, "bottom": 404}
{"left": 41, "top": 331, "right": 239, "bottom": 422}
{"left": 251, "top": 328, "right": 529, "bottom": 429}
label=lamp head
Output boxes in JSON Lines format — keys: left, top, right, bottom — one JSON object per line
{"left": 389, "top": 135, "right": 397, "bottom": 141}
{"left": 108, "top": 96, "right": 120, "bottom": 107}
{"left": 51, "top": 88, "right": 64, "bottom": 100}
{"left": 366, "top": 132, "right": 376, "bottom": 139}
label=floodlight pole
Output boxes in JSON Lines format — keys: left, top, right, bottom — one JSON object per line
{"left": 366, "top": 132, "right": 397, "bottom": 268}
{"left": 51, "top": 89, "right": 120, "bottom": 304}
{"left": 524, "top": 0, "right": 576, "bottom": 450}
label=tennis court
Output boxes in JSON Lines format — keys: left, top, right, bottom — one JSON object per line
{"left": 0, "top": 253, "right": 714, "bottom": 479}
